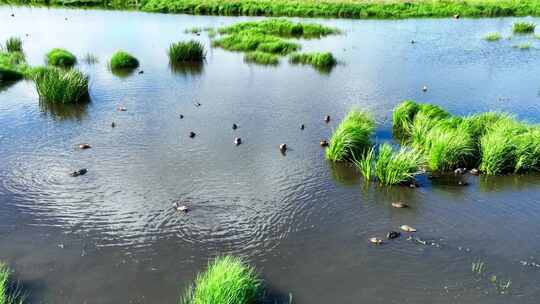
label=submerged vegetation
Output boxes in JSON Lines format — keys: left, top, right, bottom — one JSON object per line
{"left": 289, "top": 52, "right": 337, "bottom": 70}
{"left": 483, "top": 32, "right": 501, "bottom": 41}
{"left": 46, "top": 48, "right": 77, "bottom": 67}
{"left": 326, "top": 109, "right": 374, "bottom": 162}
{"left": 512, "top": 22, "right": 536, "bottom": 34}
{"left": 244, "top": 51, "right": 279, "bottom": 65}
{"left": 179, "top": 256, "right": 261, "bottom": 304}
{"left": 168, "top": 40, "right": 206, "bottom": 63}
{"left": 0, "top": 262, "right": 25, "bottom": 304}
{"left": 109, "top": 50, "right": 139, "bottom": 69}
{"left": 34, "top": 67, "right": 89, "bottom": 104}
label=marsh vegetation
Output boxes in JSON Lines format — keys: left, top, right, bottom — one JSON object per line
{"left": 0, "top": 262, "right": 25, "bottom": 304}
{"left": 109, "top": 50, "right": 139, "bottom": 69}
{"left": 46, "top": 48, "right": 77, "bottom": 67}
{"left": 168, "top": 40, "right": 206, "bottom": 63}
{"left": 34, "top": 67, "right": 89, "bottom": 104}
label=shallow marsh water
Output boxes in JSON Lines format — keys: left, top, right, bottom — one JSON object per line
{"left": 1, "top": 7, "right": 540, "bottom": 303}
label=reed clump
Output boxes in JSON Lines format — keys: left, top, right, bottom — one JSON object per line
{"left": 512, "top": 22, "right": 536, "bottom": 34}
{"left": 46, "top": 48, "right": 77, "bottom": 67}
{"left": 168, "top": 40, "right": 206, "bottom": 63}
{"left": 109, "top": 50, "right": 139, "bottom": 69}
{"left": 244, "top": 51, "right": 279, "bottom": 65}
{"left": 0, "top": 262, "right": 25, "bottom": 304}
{"left": 289, "top": 52, "right": 337, "bottom": 69}
{"left": 34, "top": 67, "right": 89, "bottom": 104}
{"left": 326, "top": 109, "right": 375, "bottom": 162}
{"left": 2, "top": 37, "right": 23, "bottom": 53}
{"left": 0, "top": 51, "right": 31, "bottom": 82}
{"left": 179, "top": 256, "right": 262, "bottom": 304}
{"left": 483, "top": 32, "right": 501, "bottom": 41}
{"left": 213, "top": 30, "right": 300, "bottom": 55}
{"left": 217, "top": 19, "right": 338, "bottom": 38}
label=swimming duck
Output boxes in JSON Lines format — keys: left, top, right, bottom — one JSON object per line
{"left": 11, "top": 13, "right": 14, "bottom": 17}
{"left": 391, "top": 202, "right": 408, "bottom": 208}
{"left": 369, "top": 237, "right": 384, "bottom": 245}
{"left": 232, "top": 123, "right": 238, "bottom": 130}
{"left": 324, "top": 115, "right": 331, "bottom": 123}
{"left": 422, "top": 86, "right": 428, "bottom": 92}
{"left": 387, "top": 231, "right": 401, "bottom": 239}
{"left": 469, "top": 168, "right": 479, "bottom": 175}
{"left": 300, "top": 124, "right": 305, "bottom": 130}
{"left": 194, "top": 101, "right": 201, "bottom": 107}
{"left": 454, "top": 168, "right": 466, "bottom": 174}
{"left": 189, "top": 132, "right": 196, "bottom": 138}
{"left": 411, "top": 39, "right": 416, "bottom": 44}
{"left": 279, "top": 144, "right": 287, "bottom": 152}
{"left": 70, "top": 169, "right": 87, "bottom": 177}
{"left": 111, "top": 122, "right": 116, "bottom": 128}
{"left": 173, "top": 202, "right": 189, "bottom": 213}
{"left": 454, "top": 14, "right": 460, "bottom": 19}
{"left": 400, "top": 225, "right": 417, "bottom": 232}
{"left": 138, "top": 70, "right": 144, "bottom": 74}
{"left": 179, "top": 114, "right": 184, "bottom": 119}
{"left": 234, "top": 137, "right": 242, "bottom": 145}
{"left": 79, "top": 143, "right": 91, "bottom": 149}
{"left": 320, "top": 140, "right": 329, "bottom": 147}
{"left": 117, "top": 106, "right": 127, "bottom": 112}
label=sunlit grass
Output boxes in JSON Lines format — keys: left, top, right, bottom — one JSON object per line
{"left": 326, "top": 109, "right": 374, "bottom": 162}
{"left": 374, "top": 143, "right": 424, "bottom": 185}
{"left": 109, "top": 50, "right": 139, "bottom": 69}
{"left": 46, "top": 48, "right": 77, "bottom": 67}
{"left": 213, "top": 30, "right": 299, "bottom": 55}
{"left": 483, "top": 32, "right": 501, "bottom": 41}
{"left": 34, "top": 67, "right": 89, "bottom": 104}
{"left": 217, "top": 19, "right": 338, "bottom": 38}
{"left": 169, "top": 40, "right": 206, "bottom": 63}
{"left": 2, "top": 37, "right": 22, "bottom": 53}
{"left": 289, "top": 52, "right": 336, "bottom": 69}
{"left": 0, "top": 262, "right": 25, "bottom": 304}
{"left": 512, "top": 42, "right": 532, "bottom": 49}
{"left": 244, "top": 51, "right": 279, "bottom": 65}
{"left": 512, "top": 21, "right": 535, "bottom": 34}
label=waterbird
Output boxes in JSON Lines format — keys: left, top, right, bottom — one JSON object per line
{"left": 422, "top": 86, "right": 428, "bottom": 92}
{"left": 117, "top": 106, "right": 127, "bottom": 111}
{"left": 173, "top": 202, "right": 189, "bottom": 213}
{"left": 400, "top": 225, "right": 417, "bottom": 232}
{"left": 232, "top": 123, "right": 238, "bottom": 130}
{"left": 194, "top": 101, "right": 201, "bottom": 107}
{"left": 234, "top": 137, "right": 242, "bottom": 145}
{"left": 320, "top": 140, "right": 329, "bottom": 147}
{"left": 189, "top": 132, "right": 196, "bottom": 138}
{"left": 454, "top": 168, "right": 466, "bottom": 174}
{"left": 300, "top": 124, "right": 305, "bottom": 130}
{"left": 391, "top": 202, "right": 408, "bottom": 208}
{"left": 411, "top": 40, "right": 416, "bottom": 44}
{"left": 138, "top": 70, "right": 144, "bottom": 74}
{"left": 324, "top": 115, "right": 331, "bottom": 123}
{"left": 70, "top": 169, "right": 88, "bottom": 177}
{"left": 111, "top": 122, "right": 116, "bottom": 128}
{"left": 279, "top": 144, "right": 287, "bottom": 152}
{"left": 11, "top": 13, "right": 14, "bottom": 17}
{"left": 79, "top": 143, "right": 91, "bottom": 149}
{"left": 469, "top": 168, "right": 479, "bottom": 175}
{"left": 369, "top": 237, "right": 383, "bottom": 245}
{"left": 387, "top": 231, "right": 401, "bottom": 240}
{"left": 179, "top": 114, "right": 184, "bottom": 119}
{"left": 454, "top": 14, "right": 460, "bottom": 19}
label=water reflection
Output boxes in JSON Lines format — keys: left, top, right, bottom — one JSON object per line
{"left": 328, "top": 161, "right": 359, "bottom": 186}
{"left": 110, "top": 67, "right": 137, "bottom": 78}
{"left": 39, "top": 99, "right": 89, "bottom": 120}
{"left": 169, "top": 61, "right": 204, "bottom": 76}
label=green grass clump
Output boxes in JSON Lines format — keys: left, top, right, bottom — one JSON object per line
{"left": 483, "top": 32, "right": 501, "bottom": 41}
{"left": 0, "top": 51, "right": 31, "bottom": 82}
{"left": 109, "top": 50, "right": 139, "bottom": 69}
{"left": 326, "top": 109, "right": 375, "bottom": 162}
{"left": 179, "top": 256, "right": 262, "bottom": 304}
{"left": 168, "top": 40, "right": 206, "bottom": 63}
{"left": 422, "top": 122, "right": 475, "bottom": 171}
{"left": 34, "top": 67, "right": 89, "bottom": 104}
{"left": 46, "top": 48, "right": 77, "bottom": 67}
{"left": 218, "top": 19, "right": 338, "bottom": 38}
{"left": 0, "top": 262, "right": 25, "bottom": 304}
{"left": 2, "top": 37, "right": 22, "bottom": 53}
{"left": 512, "top": 22, "right": 536, "bottom": 33}
{"left": 392, "top": 100, "right": 450, "bottom": 139}
{"left": 513, "top": 43, "right": 532, "bottom": 49}
{"left": 289, "top": 52, "right": 337, "bottom": 69}
{"left": 244, "top": 51, "right": 279, "bottom": 65}
{"left": 373, "top": 143, "right": 423, "bottom": 185}
{"left": 213, "top": 30, "right": 299, "bottom": 55}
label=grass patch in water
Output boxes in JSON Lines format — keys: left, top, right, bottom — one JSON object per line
{"left": 326, "top": 109, "right": 374, "bottom": 162}
{"left": 46, "top": 48, "right": 77, "bottom": 68}
{"left": 483, "top": 32, "right": 501, "bottom": 41}
{"left": 179, "top": 256, "right": 262, "bottom": 304}
{"left": 218, "top": 19, "right": 338, "bottom": 38}
{"left": 2, "top": 37, "right": 22, "bottom": 53}
{"left": 244, "top": 51, "right": 279, "bottom": 65}
{"left": 289, "top": 52, "right": 337, "bottom": 69}
{"left": 0, "top": 262, "right": 25, "bottom": 304}
{"left": 512, "top": 42, "right": 532, "bottom": 49}
{"left": 109, "top": 50, "right": 139, "bottom": 69}
{"left": 213, "top": 30, "right": 300, "bottom": 55}
{"left": 34, "top": 67, "right": 89, "bottom": 104}
{"left": 168, "top": 40, "right": 206, "bottom": 63}
{"left": 0, "top": 51, "right": 31, "bottom": 82}
{"left": 373, "top": 143, "right": 423, "bottom": 185}
{"left": 512, "top": 21, "right": 536, "bottom": 34}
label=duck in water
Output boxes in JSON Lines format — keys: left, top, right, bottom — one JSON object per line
{"left": 70, "top": 169, "right": 87, "bottom": 177}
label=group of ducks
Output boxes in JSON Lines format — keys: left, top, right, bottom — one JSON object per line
{"left": 369, "top": 201, "right": 417, "bottom": 245}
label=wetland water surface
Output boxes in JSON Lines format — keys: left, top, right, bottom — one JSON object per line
{"left": 1, "top": 7, "right": 540, "bottom": 304}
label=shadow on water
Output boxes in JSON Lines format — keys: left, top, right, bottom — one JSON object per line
{"left": 39, "top": 99, "right": 89, "bottom": 121}
{"left": 169, "top": 62, "right": 204, "bottom": 76}
{"left": 328, "top": 161, "right": 359, "bottom": 186}
{"left": 479, "top": 173, "right": 540, "bottom": 192}
{"left": 110, "top": 67, "right": 137, "bottom": 78}
{"left": 0, "top": 80, "right": 19, "bottom": 93}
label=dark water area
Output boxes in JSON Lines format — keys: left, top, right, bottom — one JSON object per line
{"left": 1, "top": 7, "right": 540, "bottom": 303}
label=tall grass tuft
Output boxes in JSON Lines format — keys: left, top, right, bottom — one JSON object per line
{"left": 483, "top": 32, "right": 501, "bottom": 41}
{"left": 2, "top": 37, "right": 22, "bottom": 53}
{"left": 34, "top": 67, "right": 89, "bottom": 104}
{"left": 422, "top": 122, "right": 475, "bottom": 171}
{"left": 179, "top": 256, "right": 262, "bottom": 304}
{"left": 0, "top": 262, "right": 25, "bottom": 304}
{"left": 244, "top": 51, "right": 279, "bottom": 65}
{"left": 46, "top": 48, "right": 77, "bottom": 67}
{"left": 512, "top": 22, "right": 536, "bottom": 34}
{"left": 326, "top": 109, "right": 374, "bottom": 162}
{"left": 374, "top": 143, "right": 423, "bottom": 185}
{"left": 109, "top": 50, "right": 139, "bottom": 69}
{"left": 353, "top": 147, "right": 375, "bottom": 181}
{"left": 168, "top": 40, "right": 206, "bottom": 63}
{"left": 289, "top": 52, "right": 336, "bottom": 69}
{"left": 392, "top": 100, "right": 450, "bottom": 139}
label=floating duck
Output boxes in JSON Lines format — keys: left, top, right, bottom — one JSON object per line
{"left": 391, "top": 202, "right": 408, "bottom": 208}
{"left": 454, "top": 168, "right": 466, "bottom": 174}
{"left": 232, "top": 123, "right": 238, "bottom": 130}
{"left": 320, "top": 140, "right": 329, "bottom": 147}
{"left": 369, "top": 237, "right": 384, "bottom": 245}
{"left": 279, "top": 144, "right": 287, "bottom": 152}
{"left": 173, "top": 202, "right": 189, "bottom": 213}
{"left": 400, "top": 225, "right": 417, "bottom": 232}
{"left": 117, "top": 106, "right": 127, "bottom": 112}
{"left": 469, "top": 168, "right": 479, "bottom": 175}
{"left": 234, "top": 137, "right": 242, "bottom": 145}
{"left": 411, "top": 39, "right": 416, "bottom": 44}
{"left": 189, "top": 132, "right": 196, "bottom": 138}
{"left": 138, "top": 70, "right": 144, "bottom": 74}
{"left": 454, "top": 14, "right": 460, "bottom": 19}
{"left": 324, "top": 115, "right": 331, "bottom": 123}
{"left": 194, "top": 101, "right": 201, "bottom": 107}
{"left": 179, "top": 114, "right": 184, "bottom": 119}
{"left": 300, "top": 124, "right": 305, "bottom": 130}
{"left": 111, "top": 122, "right": 116, "bottom": 128}
{"left": 11, "top": 13, "right": 14, "bottom": 17}
{"left": 70, "top": 169, "right": 87, "bottom": 177}
{"left": 387, "top": 231, "right": 401, "bottom": 239}
{"left": 422, "top": 86, "right": 428, "bottom": 92}
{"left": 78, "top": 143, "right": 91, "bottom": 149}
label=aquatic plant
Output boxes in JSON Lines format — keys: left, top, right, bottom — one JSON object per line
{"left": 34, "top": 67, "right": 89, "bottom": 104}
{"left": 244, "top": 51, "right": 279, "bottom": 65}
{"left": 168, "top": 40, "right": 206, "bottom": 63}
{"left": 179, "top": 256, "right": 262, "bottom": 304}
{"left": 422, "top": 122, "right": 475, "bottom": 171}
{"left": 0, "top": 51, "right": 31, "bottom": 82}
{"left": 472, "top": 260, "right": 486, "bottom": 274}
{"left": 512, "top": 21, "right": 536, "bottom": 34}
{"left": 0, "top": 262, "right": 25, "bottom": 304}
{"left": 217, "top": 19, "right": 338, "bottom": 38}
{"left": 2, "top": 37, "right": 22, "bottom": 53}
{"left": 46, "top": 48, "right": 77, "bottom": 67}
{"left": 353, "top": 146, "right": 374, "bottom": 181}
{"left": 512, "top": 43, "right": 532, "bottom": 49}
{"left": 373, "top": 143, "right": 423, "bottom": 185}
{"left": 392, "top": 100, "right": 450, "bottom": 139}
{"left": 213, "top": 31, "right": 299, "bottom": 55}
{"left": 83, "top": 53, "right": 99, "bottom": 64}
{"left": 109, "top": 50, "right": 139, "bottom": 69}
{"left": 289, "top": 52, "right": 336, "bottom": 69}
{"left": 483, "top": 32, "right": 501, "bottom": 41}
{"left": 326, "top": 109, "right": 375, "bottom": 162}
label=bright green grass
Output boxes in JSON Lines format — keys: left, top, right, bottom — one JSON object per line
{"left": 0, "top": 262, "right": 25, "bottom": 304}
{"left": 512, "top": 42, "right": 532, "bottom": 49}
{"left": 483, "top": 32, "right": 501, "bottom": 41}
{"left": 168, "top": 40, "right": 206, "bottom": 63}
{"left": 0, "top": 51, "right": 31, "bottom": 82}
{"left": 34, "top": 67, "right": 89, "bottom": 104}
{"left": 46, "top": 48, "right": 77, "bottom": 67}
{"left": 353, "top": 146, "right": 375, "bottom": 181}
{"left": 212, "top": 30, "right": 300, "bottom": 55}
{"left": 2, "top": 37, "right": 22, "bottom": 53}
{"left": 289, "top": 52, "right": 336, "bottom": 69}
{"left": 512, "top": 21, "right": 536, "bottom": 33}
{"left": 326, "top": 109, "right": 375, "bottom": 162}
{"left": 217, "top": 18, "right": 338, "bottom": 38}
{"left": 373, "top": 143, "right": 424, "bottom": 185}
{"left": 244, "top": 51, "right": 279, "bottom": 65}
{"left": 392, "top": 100, "right": 450, "bottom": 139}
{"left": 179, "top": 256, "right": 262, "bottom": 304}
{"left": 422, "top": 121, "right": 475, "bottom": 171}
{"left": 109, "top": 50, "right": 139, "bottom": 69}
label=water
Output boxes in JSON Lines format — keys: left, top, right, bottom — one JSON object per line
{"left": 1, "top": 7, "right": 540, "bottom": 303}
